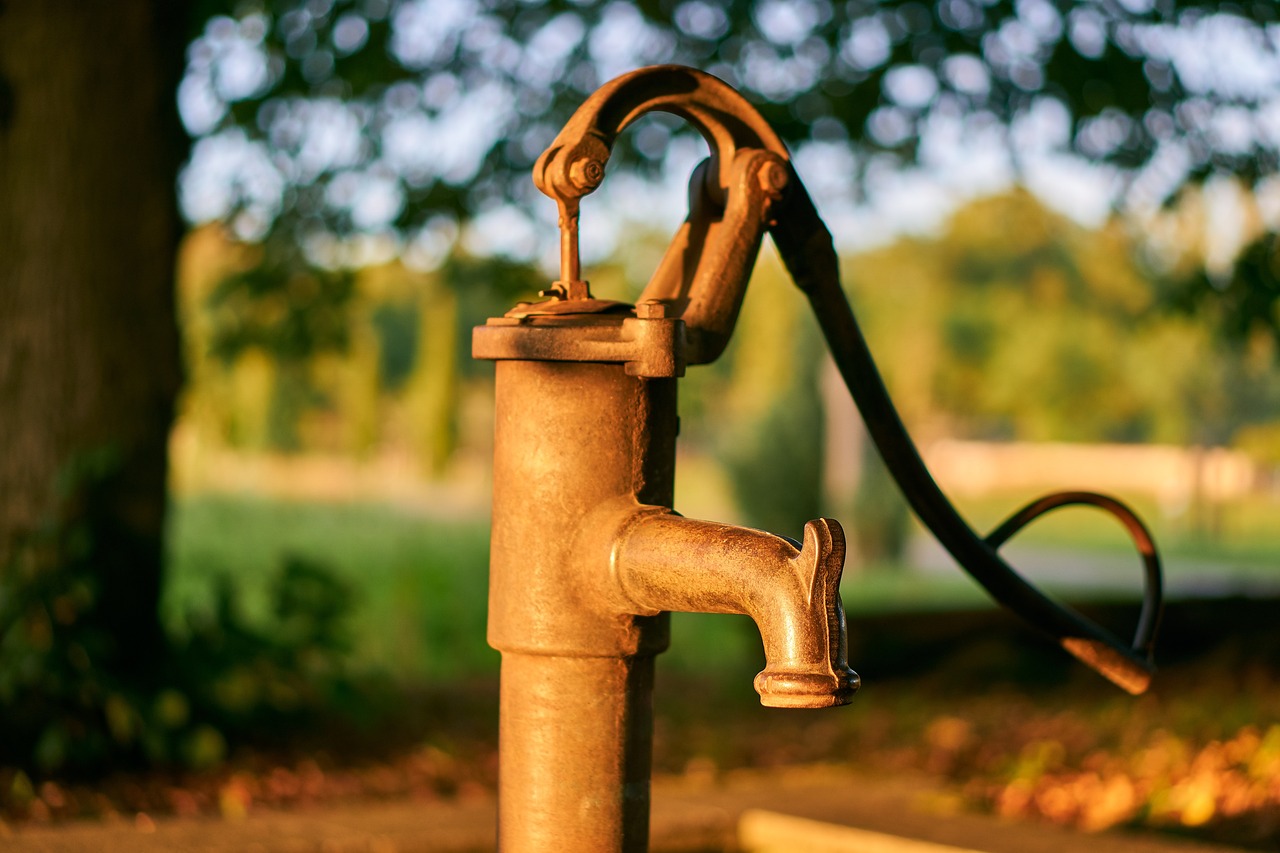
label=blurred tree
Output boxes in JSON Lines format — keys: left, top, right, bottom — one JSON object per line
{"left": 205, "top": 239, "right": 355, "bottom": 448}
{"left": 719, "top": 254, "right": 826, "bottom": 538}
{"left": 1167, "top": 228, "right": 1280, "bottom": 347}
{"left": 185, "top": 0, "right": 1280, "bottom": 231}
{"left": 405, "top": 276, "right": 460, "bottom": 474}
{"left": 176, "top": 0, "right": 1280, "bottom": 484}
{"left": 182, "top": 1, "right": 1280, "bottom": 279}
{"left": 846, "top": 189, "right": 1280, "bottom": 446}
{"left": 177, "top": 0, "right": 1280, "bottom": 555}
{"left": 0, "top": 3, "right": 187, "bottom": 677}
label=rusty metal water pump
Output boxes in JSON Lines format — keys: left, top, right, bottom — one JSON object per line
{"left": 472, "top": 65, "right": 1165, "bottom": 852}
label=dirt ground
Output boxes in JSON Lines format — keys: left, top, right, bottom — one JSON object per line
{"left": 2, "top": 597, "right": 1277, "bottom": 851}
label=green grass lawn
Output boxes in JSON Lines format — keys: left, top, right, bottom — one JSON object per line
{"left": 165, "top": 495, "right": 497, "bottom": 682}
{"left": 163, "top": 495, "right": 996, "bottom": 681}
{"left": 164, "top": 492, "right": 1279, "bottom": 684}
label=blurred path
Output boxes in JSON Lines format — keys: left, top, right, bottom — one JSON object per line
{"left": 3, "top": 767, "right": 1249, "bottom": 852}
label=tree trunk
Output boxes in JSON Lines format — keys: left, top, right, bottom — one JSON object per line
{"left": 409, "top": 277, "right": 459, "bottom": 476}
{"left": 0, "top": 2, "right": 185, "bottom": 668}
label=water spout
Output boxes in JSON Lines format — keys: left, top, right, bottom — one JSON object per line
{"left": 586, "top": 503, "right": 860, "bottom": 708}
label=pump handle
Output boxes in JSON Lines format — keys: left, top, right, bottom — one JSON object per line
{"left": 533, "top": 66, "right": 794, "bottom": 363}
{"left": 535, "top": 65, "right": 1165, "bottom": 694}
{"left": 533, "top": 65, "right": 787, "bottom": 207}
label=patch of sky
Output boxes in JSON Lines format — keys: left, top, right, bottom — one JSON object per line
{"left": 404, "top": 216, "right": 460, "bottom": 273}
{"left": 942, "top": 54, "right": 990, "bottom": 98}
{"left": 332, "top": 13, "right": 370, "bottom": 55}
{"left": 841, "top": 16, "right": 891, "bottom": 71}
{"left": 179, "top": 130, "right": 284, "bottom": 242}
{"left": 741, "top": 41, "right": 826, "bottom": 102}
{"left": 674, "top": 1, "right": 729, "bottom": 41}
{"left": 1142, "top": 13, "right": 1280, "bottom": 102}
{"left": 884, "top": 65, "right": 939, "bottom": 110}
{"left": 588, "top": 2, "right": 677, "bottom": 83}
{"left": 389, "top": 0, "right": 478, "bottom": 69}
{"left": 518, "top": 13, "right": 586, "bottom": 90}
{"left": 753, "top": 0, "right": 829, "bottom": 47}
{"left": 179, "top": 14, "right": 274, "bottom": 136}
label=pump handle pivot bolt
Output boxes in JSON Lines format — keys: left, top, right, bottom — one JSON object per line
{"left": 757, "top": 160, "right": 787, "bottom": 199}
{"left": 569, "top": 157, "right": 605, "bottom": 192}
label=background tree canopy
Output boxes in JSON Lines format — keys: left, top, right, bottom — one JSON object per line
{"left": 847, "top": 189, "right": 1280, "bottom": 447}
{"left": 179, "top": 0, "right": 1280, "bottom": 353}
{"left": 182, "top": 3, "right": 1276, "bottom": 231}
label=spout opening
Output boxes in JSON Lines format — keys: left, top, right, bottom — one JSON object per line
{"left": 754, "top": 667, "right": 860, "bottom": 709}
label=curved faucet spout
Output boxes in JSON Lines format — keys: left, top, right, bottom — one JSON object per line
{"left": 603, "top": 506, "right": 860, "bottom": 708}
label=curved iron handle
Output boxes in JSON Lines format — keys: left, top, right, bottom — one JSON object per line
{"left": 533, "top": 64, "right": 1165, "bottom": 693}
{"left": 533, "top": 65, "right": 792, "bottom": 363}
{"left": 533, "top": 65, "right": 786, "bottom": 209}
{"left": 533, "top": 65, "right": 786, "bottom": 288}
{"left": 771, "top": 176, "right": 1163, "bottom": 694}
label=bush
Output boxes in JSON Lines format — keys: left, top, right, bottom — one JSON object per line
{"left": 0, "top": 514, "right": 356, "bottom": 775}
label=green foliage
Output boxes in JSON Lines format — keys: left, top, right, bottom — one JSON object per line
{"left": 846, "top": 191, "right": 1280, "bottom": 446}
{"left": 179, "top": 0, "right": 1280, "bottom": 368}
{"left": 1164, "top": 230, "right": 1280, "bottom": 347}
{"left": 166, "top": 497, "right": 496, "bottom": 682}
{"left": 0, "top": 521, "right": 115, "bottom": 773}
{"left": 370, "top": 300, "right": 419, "bottom": 391}
{"left": 441, "top": 252, "right": 548, "bottom": 303}
{"left": 717, "top": 259, "right": 826, "bottom": 539}
{"left": 179, "top": 234, "right": 549, "bottom": 460}
{"left": 849, "top": 441, "right": 912, "bottom": 565}
{"left": 1233, "top": 420, "right": 1280, "bottom": 465}
{"left": 175, "top": 555, "right": 355, "bottom": 733}
{"left": 207, "top": 240, "right": 355, "bottom": 365}
{"left": 203, "top": 238, "right": 359, "bottom": 450}
{"left": 188, "top": 0, "right": 1280, "bottom": 238}
{"left": 0, "top": 514, "right": 357, "bottom": 775}
{"left": 721, "top": 357, "right": 825, "bottom": 538}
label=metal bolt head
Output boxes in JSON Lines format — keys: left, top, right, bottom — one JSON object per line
{"left": 758, "top": 160, "right": 788, "bottom": 198}
{"left": 635, "top": 299, "right": 666, "bottom": 319}
{"left": 569, "top": 157, "right": 605, "bottom": 192}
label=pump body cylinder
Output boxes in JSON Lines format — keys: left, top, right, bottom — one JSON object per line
{"left": 488, "top": 359, "right": 676, "bottom": 852}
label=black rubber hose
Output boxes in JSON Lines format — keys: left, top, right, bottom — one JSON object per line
{"left": 984, "top": 490, "right": 1163, "bottom": 661}
{"left": 770, "top": 171, "right": 1163, "bottom": 694}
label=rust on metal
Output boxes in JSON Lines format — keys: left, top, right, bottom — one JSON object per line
{"left": 475, "top": 63, "right": 1164, "bottom": 852}
{"left": 475, "top": 65, "right": 858, "bottom": 852}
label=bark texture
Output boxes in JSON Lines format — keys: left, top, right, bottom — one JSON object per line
{"left": 0, "top": 1, "right": 185, "bottom": 664}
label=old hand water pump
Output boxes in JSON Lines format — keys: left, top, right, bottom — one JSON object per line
{"left": 473, "top": 65, "right": 1164, "bottom": 852}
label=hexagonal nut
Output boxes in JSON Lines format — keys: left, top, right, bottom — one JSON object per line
{"left": 758, "top": 160, "right": 788, "bottom": 198}
{"left": 634, "top": 299, "right": 666, "bottom": 319}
